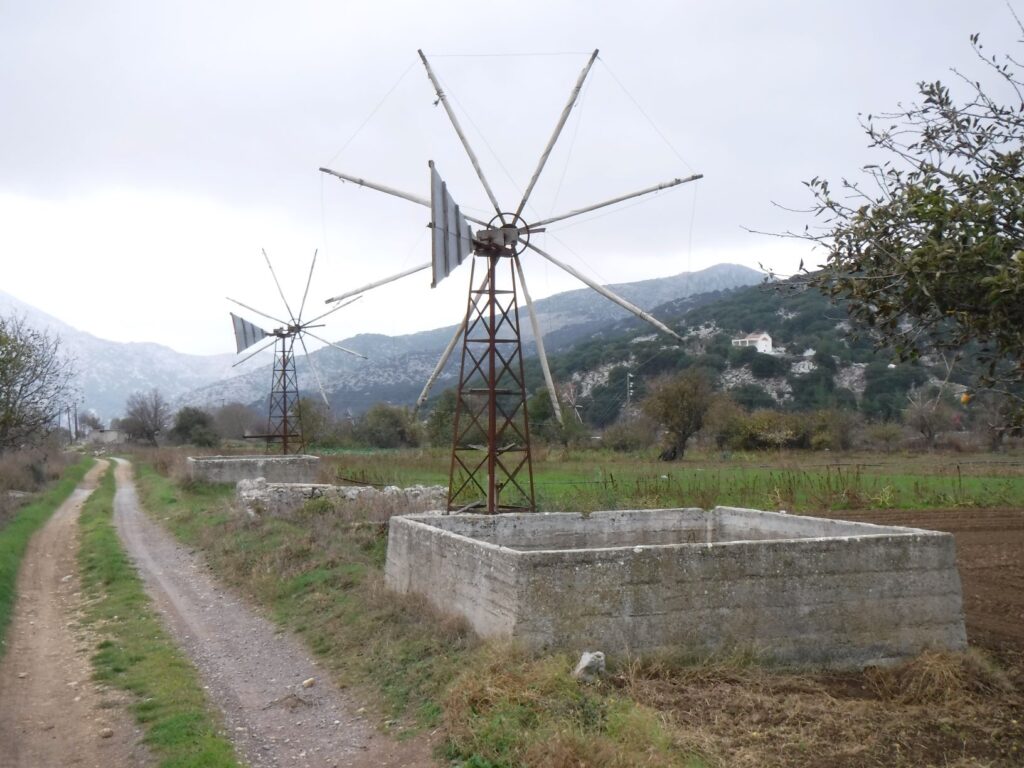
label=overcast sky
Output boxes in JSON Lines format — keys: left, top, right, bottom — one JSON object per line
{"left": 1, "top": 1, "right": 1020, "bottom": 355}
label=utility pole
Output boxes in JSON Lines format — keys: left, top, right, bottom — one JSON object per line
{"left": 626, "top": 372, "right": 635, "bottom": 405}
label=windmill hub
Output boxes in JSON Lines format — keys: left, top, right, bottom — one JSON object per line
{"left": 476, "top": 212, "right": 530, "bottom": 256}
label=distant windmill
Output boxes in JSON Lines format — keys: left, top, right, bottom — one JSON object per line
{"left": 228, "top": 249, "right": 365, "bottom": 454}
{"left": 321, "top": 49, "right": 701, "bottom": 511}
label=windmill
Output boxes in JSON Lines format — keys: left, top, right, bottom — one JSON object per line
{"left": 320, "top": 49, "right": 701, "bottom": 511}
{"left": 228, "top": 249, "right": 366, "bottom": 454}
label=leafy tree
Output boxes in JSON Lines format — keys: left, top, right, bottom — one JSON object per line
{"left": 750, "top": 352, "right": 787, "bottom": 380}
{"left": 356, "top": 403, "right": 420, "bottom": 449}
{"left": 640, "top": 369, "right": 713, "bottom": 460}
{"left": 426, "top": 389, "right": 458, "bottom": 447}
{"left": 730, "top": 384, "right": 775, "bottom": 411}
{"left": 168, "top": 406, "right": 219, "bottom": 448}
{"left": 0, "top": 315, "right": 76, "bottom": 453}
{"left": 795, "top": 26, "right": 1024, "bottom": 405}
{"left": 120, "top": 389, "right": 171, "bottom": 445}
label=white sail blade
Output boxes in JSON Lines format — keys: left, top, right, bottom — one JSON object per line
{"left": 232, "top": 336, "right": 277, "bottom": 367}
{"left": 513, "top": 256, "right": 563, "bottom": 425}
{"left": 526, "top": 242, "right": 684, "bottom": 342}
{"left": 531, "top": 174, "right": 702, "bottom": 229}
{"left": 230, "top": 312, "right": 270, "bottom": 354}
{"left": 515, "top": 50, "right": 599, "bottom": 219}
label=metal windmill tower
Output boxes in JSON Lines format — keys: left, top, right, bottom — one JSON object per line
{"left": 321, "top": 49, "right": 701, "bottom": 511}
{"left": 228, "top": 249, "right": 365, "bottom": 454}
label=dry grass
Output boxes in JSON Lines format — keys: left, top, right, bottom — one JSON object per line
{"left": 615, "top": 650, "right": 1023, "bottom": 767}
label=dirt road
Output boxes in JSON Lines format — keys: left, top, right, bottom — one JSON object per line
{"left": 110, "top": 459, "right": 432, "bottom": 768}
{"left": 0, "top": 460, "right": 149, "bottom": 768}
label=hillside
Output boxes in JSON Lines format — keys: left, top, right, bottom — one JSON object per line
{"left": 541, "top": 281, "right": 955, "bottom": 427}
{"left": 180, "top": 263, "right": 764, "bottom": 414}
{"left": 0, "top": 291, "right": 262, "bottom": 420}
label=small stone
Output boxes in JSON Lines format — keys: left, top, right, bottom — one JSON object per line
{"left": 572, "top": 651, "right": 606, "bottom": 682}
{"left": 99, "top": 727, "right": 114, "bottom": 739}
{"left": 301, "top": 677, "right": 315, "bottom": 688}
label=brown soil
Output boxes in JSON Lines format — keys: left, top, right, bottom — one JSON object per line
{"left": 0, "top": 460, "right": 150, "bottom": 768}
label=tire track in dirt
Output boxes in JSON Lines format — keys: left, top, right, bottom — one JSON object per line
{"left": 110, "top": 459, "right": 433, "bottom": 768}
{"left": 0, "top": 460, "right": 149, "bottom": 768}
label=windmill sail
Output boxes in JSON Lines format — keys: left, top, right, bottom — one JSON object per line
{"left": 230, "top": 312, "right": 270, "bottom": 353}
{"left": 430, "top": 161, "right": 474, "bottom": 288}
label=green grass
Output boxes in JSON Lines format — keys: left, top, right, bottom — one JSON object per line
{"left": 78, "top": 464, "right": 241, "bottom": 768}
{"left": 316, "top": 447, "right": 1024, "bottom": 513}
{"left": 0, "top": 454, "right": 92, "bottom": 659}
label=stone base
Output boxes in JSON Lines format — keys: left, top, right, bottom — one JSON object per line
{"left": 384, "top": 507, "right": 968, "bottom": 668}
{"left": 187, "top": 455, "right": 319, "bottom": 484}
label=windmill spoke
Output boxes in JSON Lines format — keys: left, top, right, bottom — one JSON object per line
{"left": 232, "top": 336, "right": 277, "bottom": 367}
{"left": 305, "top": 294, "right": 364, "bottom": 327}
{"left": 303, "top": 331, "right": 368, "bottom": 360}
{"left": 515, "top": 50, "right": 599, "bottom": 220}
{"left": 226, "top": 297, "right": 289, "bottom": 327}
{"left": 418, "top": 49, "right": 503, "bottom": 219}
{"left": 263, "top": 249, "right": 298, "bottom": 323}
{"left": 320, "top": 168, "right": 489, "bottom": 227}
{"left": 530, "top": 173, "right": 702, "bottom": 229}
{"left": 525, "top": 241, "right": 684, "bottom": 342}
{"left": 297, "top": 249, "right": 318, "bottom": 323}
{"left": 415, "top": 317, "right": 466, "bottom": 412}
{"left": 325, "top": 263, "right": 430, "bottom": 305}
{"left": 298, "top": 334, "right": 332, "bottom": 409}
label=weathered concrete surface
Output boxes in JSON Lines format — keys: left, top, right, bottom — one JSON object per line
{"left": 187, "top": 454, "right": 319, "bottom": 484}
{"left": 385, "top": 507, "right": 968, "bottom": 668}
{"left": 236, "top": 477, "right": 446, "bottom": 519}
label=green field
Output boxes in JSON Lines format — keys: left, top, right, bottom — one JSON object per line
{"left": 316, "top": 447, "right": 1024, "bottom": 513}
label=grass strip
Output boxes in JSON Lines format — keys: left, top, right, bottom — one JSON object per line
{"left": 134, "top": 463, "right": 699, "bottom": 767}
{"left": 78, "top": 464, "right": 241, "bottom": 768}
{"left": 0, "top": 454, "right": 92, "bottom": 658}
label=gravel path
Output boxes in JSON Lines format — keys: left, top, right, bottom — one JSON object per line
{"left": 0, "top": 460, "right": 149, "bottom": 768}
{"left": 111, "top": 459, "right": 433, "bottom": 768}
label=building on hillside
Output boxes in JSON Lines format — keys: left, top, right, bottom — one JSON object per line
{"left": 731, "top": 332, "right": 772, "bottom": 354}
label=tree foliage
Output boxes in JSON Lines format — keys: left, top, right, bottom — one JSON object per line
{"left": 640, "top": 369, "right": 713, "bottom": 460}
{"left": 168, "top": 406, "right": 219, "bottom": 448}
{"left": 798, "top": 26, "right": 1024, "bottom": 400}
{"left": 0, "top": 315, "right": 76, "bottom": 453}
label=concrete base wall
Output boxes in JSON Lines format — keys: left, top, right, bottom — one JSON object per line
{"left": 385, "top": 507, "right": 967, "bottom": 668}
{"left": 188, "top": 455, "right": 320, "bottom": 484}
{"left": 235, "top": 478, "right": 446, "bottom": 519}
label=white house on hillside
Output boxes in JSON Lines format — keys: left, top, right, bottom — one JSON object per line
{"left": 731, "top": 332, "right": 772, "bottom": 354}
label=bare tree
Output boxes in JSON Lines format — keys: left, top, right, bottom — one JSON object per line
{"left": 121, "top": 390, "right": 171, "bottom": 445}
{"left": 0, "top": 315, "right": 76, "bottom": 453}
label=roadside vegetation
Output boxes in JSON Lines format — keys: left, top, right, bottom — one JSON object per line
{"left": 78, "top": 465, "right": 241, "bottom": 768}
{"left": 0, "top": 453, "right": 89, "bottom": 657}
{"left": 134, "top": 448, "right": 1024, "bottom": 766}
